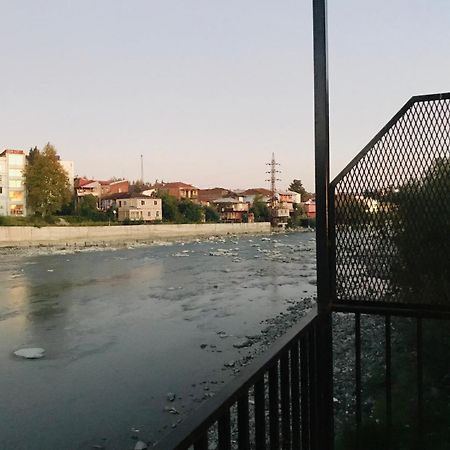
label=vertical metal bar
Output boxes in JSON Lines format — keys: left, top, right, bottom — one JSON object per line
{"left": 280, "top": 351, "right": 291, "bottom": 449}
{"left": 385, "top": 315, "right": 392, "bottom": 450}
{"left": 313, "top": 2, "right": 334, "bottom": 449}
{"left": 355, "top": 312, "right": 362, "bottom": 438}
{"left": 254, "top": 378, "right": 266, "bottom": 450}
{"left": 218, "top": 411, "right": 231, "bottom": 450}
{"left": 416, "top": 317, "right": 424, "bottom": 449}
{"left": 308, "top": 328, "right": 318, "bottom": 450}
{"left": 238, "top": 393, "right": 250, "bottom": 450}
{"left": 312, "top": 0, "right": 331, "bottom": 314}
{"left": 193, "top": 432, "right": 208, "bottom": 450}
{"left": 290, "top": 341, "right": 301, "bottom": 449}
{"left": 300, "top": 335, "right": 310, "bottom": 450}
{"left": 269, "top": 363, "right": 280, "bottom": 450}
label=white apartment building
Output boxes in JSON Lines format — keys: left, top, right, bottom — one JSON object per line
{"left": 59, "top": 159, "right": 75, "bottom": 191}
{"left": 0, "top": 149, "right": 27, "bottom": 216}
{"left": 0, "top": 149, "right": 74, "bottom": 217}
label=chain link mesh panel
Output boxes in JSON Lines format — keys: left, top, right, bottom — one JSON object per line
{"left": 332, "top": 94, "right": 450, "bottom": 306}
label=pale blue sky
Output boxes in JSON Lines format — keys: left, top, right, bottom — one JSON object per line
{"left": 1, "top": 1, "right": 449, "bottom": 191}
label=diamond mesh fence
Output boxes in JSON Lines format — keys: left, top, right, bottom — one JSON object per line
{"left": 331, "top": 94, "right": 450, "bottom": 307}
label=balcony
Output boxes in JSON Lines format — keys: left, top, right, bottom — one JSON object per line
{"left": 155, "top": 93, "right": 450, "bottom": 449}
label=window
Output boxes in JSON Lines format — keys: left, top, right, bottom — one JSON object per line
{"left": 154, "top": 200, "right": 158, "bottom": 205}
{"left": 123, "top": 201, "right": 127, "bottom": 206}
{"left": 9, "top": 204, "right": 23, "bottom": 215}
{"left": 9, "top": 191, "right": 23, "bottom": 201}
{"left": 118, "top": 201, "right": 122, "bottom": 207}
{"left": 9, "top": 179, "right": 22, "bottom": 188}
{"left": 8, "top": 168, "right": 22, "bottom": 177}
{"left": 7, "top": 154, "right": 24, "bottom": 166}
{"left": 148, "top": 211, "right": 151, "bottom": 216}
{"left": 141, "top": 200, "right": 145, "bottom": 206}
{"left": 156, "top": 211, "right": 160, "bottom": 217}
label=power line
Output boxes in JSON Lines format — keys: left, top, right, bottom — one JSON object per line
{"left": 266, "top": 152, "right": 281, "bottom": 207}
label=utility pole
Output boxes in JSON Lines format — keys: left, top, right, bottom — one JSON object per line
{"left": 265, "top": 152, "right": 281, "bottom": 208}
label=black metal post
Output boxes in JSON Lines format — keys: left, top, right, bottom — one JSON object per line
{"left": 313, "top": 1, "right": 334, "bottom": 449}
{"left": 313, "top": 1, "right": 330, "bottom": 312}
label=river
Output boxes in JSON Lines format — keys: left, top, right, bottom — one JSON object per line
{"left": 0, "top": 231, "right": 316, "bottom": 449}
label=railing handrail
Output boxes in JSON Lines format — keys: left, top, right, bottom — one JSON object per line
{"left": 330, "top": 91, "right": 450, "bottom": 188}
{"left": 155, "top": 308, "right": 319, "bottom": 449}
{"left": 332, "top": 300, "right": 450, "bottom": 320}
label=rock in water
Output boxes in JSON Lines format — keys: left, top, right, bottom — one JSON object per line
{"left": 134, "top": 441, "right": 148, "bottom": 450}
{"left": 13, "top": 348, "right": 45, "bottom": 359}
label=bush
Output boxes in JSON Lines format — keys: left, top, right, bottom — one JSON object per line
{"left": 388, "top": 157, "right": 450, "bottom": 304}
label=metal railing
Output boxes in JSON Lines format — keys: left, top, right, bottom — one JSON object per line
{"left": 154, "top": 92, "right": 450, "bottom": 449}
{"left": 156, "top": 310, "right": 322, "bottom": 450}
{"left": 330, "top": 92, "right": 450, "bottom": 310}
{"left": 332, "top": 310, "right": 450, "bottom": 450}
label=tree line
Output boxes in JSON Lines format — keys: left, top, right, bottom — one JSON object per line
{"left": 21, "top": 144, "right": 316, "bottom": 226}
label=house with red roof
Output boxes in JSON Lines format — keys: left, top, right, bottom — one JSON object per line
{"left": 156, "top": 182, "right": 199, "bottom": 202}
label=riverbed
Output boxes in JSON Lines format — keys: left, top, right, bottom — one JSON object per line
{"left": 0, "top": 231, "right": 317, "bottom": 449}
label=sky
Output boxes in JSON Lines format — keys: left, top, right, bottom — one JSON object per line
{"left": 1, "top": 0, "right": 449, "bottom": 192}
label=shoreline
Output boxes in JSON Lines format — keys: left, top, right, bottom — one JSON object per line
{"left": 0, "top": 222, "right": 272, "bottom": 249}
{"left": 0, "top": 226, "right": 313, "bottom": 257}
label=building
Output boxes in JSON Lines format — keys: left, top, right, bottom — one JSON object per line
{"left": 100, "top": 179, "right": 129, "bottom": 197}
{"left": 198, "top": 187, "right": 238, "bottom": 206}
{"left": 0, "top": 149, "right": 27, "bottom": 216}
{"left": 156, "top": 182, "right": 199, "bottom": 202}
{"left": 303, "top": 198, "right": 316, "bottom": 218}
{"left": 59, "top": 160, "right": 75, "bottom": 191}
{"left": 74, "top": 178, "right": 102, "bottom": 203}
{"left": 212, "top": 197, "right": 251, "bottom": 223}
{"left": 237, "top": 187, "right": 272, "bottom": 206}
{"left": 117, "top": 195, "right": 162, "bottom": 222}
{"left": 271, "top": 206, "right": 291, "bottom": 227}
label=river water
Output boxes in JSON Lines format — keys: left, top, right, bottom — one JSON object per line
{"left": 0, "top": 231, "right": 316, "bottom": 449}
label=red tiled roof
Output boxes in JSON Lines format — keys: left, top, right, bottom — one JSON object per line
{"left": 1, "top": 149, "right": 25, "bottom": 156}
{"left": 239, "top": 188, "right": 272, "bottom": 196}
{"left": 156, "top": 182, "right": 199, "bottom": 190}
{"left": 74, "top": 178, "right": 96, "bottom": 188}
{"left": 198, "top": 187, "right": 237, "bottom": 202}
{"left": 102, "top": 192, "right": 156, "bottom": 201}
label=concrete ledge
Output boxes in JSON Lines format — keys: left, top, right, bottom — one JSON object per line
{"left": 0, "top": 223, "right": 271, "bottom": 247}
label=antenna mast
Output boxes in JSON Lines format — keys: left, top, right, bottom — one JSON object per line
{"left": 266, "top": 152, "right": 281, "bottom": 207}
{"left": 140, "top": 154, "right": 144, "bottom": 183}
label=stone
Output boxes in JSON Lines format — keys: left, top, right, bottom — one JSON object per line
{"left": 164, "top": 406, "right": 179, "bottom": 415}
{"left": 13, "top": 348, "right": 45, "bottom": 359}
{"left": 167, "top": 392, "right": 176, "bottom": 402}
{"left": 134, "top": 441, "right": 148, "bottom": 450}
{"left": 233, "top": 339, "right": 253, "bottom": 349}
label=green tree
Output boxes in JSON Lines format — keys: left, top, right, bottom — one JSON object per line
{"left": 204, "top": 205, "right": 220, "bottom": 223}
{"left": 178, "top": 199, "right": 203, "bottom": 222}
{"left": 250, "top": 195, "right": 271, "bottom": 222}
{"left": 23, "top": 143, "right": 72, "bottom": 217}
{"left": 389, "top": 157, "right": 450, "bottom": 305}
{"left": 26, "top": 146, "right": 40, "bottom": 164}
{"left": 78, "top": 195, "right": 98, "bottom": 218}
{"left": 159, "top": 192, "right": 180, "bottom": 222}
{"left": 287, "top": 202, "right": 306, "bottom": 228}
{"left": 288, "top": 179, "right": 314, "bottom": 201}
{"left": 130, "top": 180, "right": 151, "bottom": 194}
